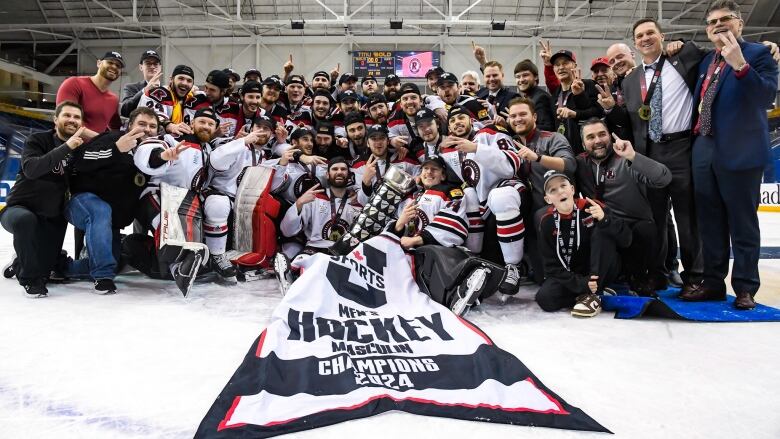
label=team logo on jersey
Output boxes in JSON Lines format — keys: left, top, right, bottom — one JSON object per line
{"left": 605, "top": 169, "right": 616, "bottom": 180}
{"left": 191, "top": 167, "right": 207, "bottom": 191}
{"left": 413, "top": 208, "right": 430, "bottom": 232}
{"left": 462, "top": 159, "right": 481, "bottom": 187}
{"left": 477, "top": 109, "right": 489, "bottom": 120}
{"left": 322, "top": 218, "right": 350, "bottom": 242}
{"left": 293, "top": 174, "right": 320, "bottom": 198}
{"left": 149, "top": 87, "right": 168, "bottom": 101}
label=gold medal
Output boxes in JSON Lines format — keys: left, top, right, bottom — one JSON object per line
{"left": 133, "top": 173, "right": 147, "bottom": 187}
{"left": 557, "top": 124, "right": 566, "bottom": 135}
{"left": 328, "top": 231, "right": 342, "bottom": 242}
{"left": 637, "top": 105, "right": 652, "bottom": 121}
{"left": 698, "top": 101, "right": 703, "bottom": 113}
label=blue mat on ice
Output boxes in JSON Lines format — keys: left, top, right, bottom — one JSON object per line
{"left": 601, "top": 287, "right": 780, "bottom": 322}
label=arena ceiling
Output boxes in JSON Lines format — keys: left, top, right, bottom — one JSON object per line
{"left": 0, "top": 0, "right": 779, "bottom": 74}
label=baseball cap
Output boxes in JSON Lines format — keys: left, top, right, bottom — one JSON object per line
{"left": 100, "top": 51, "right": 125, "bottom": 68}
{"left": 414, "top": 108, "right": 436, "bottom": 124}
{"left": 543, "top": 169, "right": 572, "bottom": 193}
{"left": 328, "top": 156, "right": 350, "bottom": 170}
{"left": 139, "top": 50, "right": 160, "bottom": 64}
{"left": 193, "top": 108, "right": 220, "bottom": 125}
{"left": 290, "top": 126, "right": 315, "bottom": 142}
{"left": 399, "top": 82, "right": 421, "bottom": 97}
{"left": 337, "top": 90, "right": 358, "bottom": 103}
{"left": 339, "top": 73, "right": 358, "bottom": 85}
{"left": 244, "top": 68, "right": 262, "bottom": 80}
{"left": 448, "top": 105, "right": 474, "bottom": 121}
{"left": 206, "top": 69, "right": 230, "bottom": 89}
{"left": 240, "top": 80, "right": 263, "bottom": 95}
{"left": 361, "top": 75, "right": 378, "bottom": 84}
{"left": 222, "top": 68, "right": 241, "bottom": 82}
{"left": 590, "top": 57, "right": 611, "bottom": 71}
{"left": 365, "top": 93, "right": 387, "bottom": 109}
{"left": 437, "top": 72, "right": 459, "bottom": 87}
{"left": 550, "top": 49, "right": 577, "bottom": 65}
{"left": 287, "top": 74, "right": 306, "bottom": 86}
{"left": 384, "top": 74, "right": 400, "bottom": 85}
{"left": 312, "top": 70, "right": 331, "bottom": 82}
{"left": 262, "top": 76, "right": 285, "bottom": 90}
{"left": 172, "top": 64, "right": 194, "bottom": 79}
{"left": 425, "top": 66, "right": 445, "bottom": 79}
{"left": 421, "top": 154, "right": 446, "bottom": 169}
{"left": 251, "top": 114, "right": 276, "bottom": 130}
{"left": 316, "top": 122, "right": 335, "bottom": 137}
{"left": 366, "top": 124, "right": 388, "bottom": 138}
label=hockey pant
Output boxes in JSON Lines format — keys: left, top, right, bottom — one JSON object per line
{"left": 412, "top": 245, "right": 505, "bottom": 307}
{"left": 465, "top": 180, "right": 526, "bottom": 265}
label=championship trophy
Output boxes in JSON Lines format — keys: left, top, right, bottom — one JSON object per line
{"left": 329, "top": 166, "right": 417, "bottom": 255}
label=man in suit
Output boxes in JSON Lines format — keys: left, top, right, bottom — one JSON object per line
{"left": 120, "top": 50, "right": 162, "bottom": 118}
{"left": 611, "top": 18, "right": 705, "bottom": 294}
{"left": 681, "top": 0, "right": 779, "bottom": 309}
{"left": 476, "top": 60, "right": 520, "bottom": 123}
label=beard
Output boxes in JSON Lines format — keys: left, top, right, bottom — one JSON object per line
{"left": 588, "top": 141, "right": 612, "bottom": 160}
{"left": 195, "top": 128, "right": 213, "bottom": 143}
{"left": 329, "top": 176, "right": 349, "bottom": 188}
{"left": 385, "top": 90, "right": 400, "bottom": 102}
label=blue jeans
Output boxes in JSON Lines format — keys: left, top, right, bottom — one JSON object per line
{"left": 64, "top": 192, "right": 120, "bottom": 280}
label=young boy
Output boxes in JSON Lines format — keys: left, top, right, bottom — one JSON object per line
{"left": 535, "top": 170, "right": 631, "bottom": 317}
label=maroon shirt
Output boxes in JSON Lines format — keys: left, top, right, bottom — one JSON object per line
{"left": 56, "top": 76, "right": 121, "bottom": 134}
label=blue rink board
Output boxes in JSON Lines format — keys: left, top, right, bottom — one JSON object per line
{"left": 602, "top": 288, "right": 780, "bottom": 322}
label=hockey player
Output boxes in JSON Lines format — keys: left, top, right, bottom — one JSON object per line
{"left": 139, "top": 64, "right": 206, "bottom": 137}
{"left": 284, "top": 74, "right": 310, "bottom": 116}
{"left": 536, "top": 170, "right": 630, "bottom": 317}
{"left": 212, "top": 80, "right": 263, "bottom": 140}
{"left": 338, "top": 111, "right": 368, "bottom": 160}
{"left": 388, "top": 83, "right": 425, "bottom": 150}
{"left": 408, "top": 108, "right": 444, "bottom": 162}
{"left": 383, "top": 74, "right": 402, "bottom": 104}
{"left": 258, "top": 76, "right": 289, "bottom": 126}
{"left": 131, "top": 107, "right": 220, "bottom": 296}
{"left": 351, "top": 124, "right": 420, "bottom": 206}
{"left": 436, "top": 72, "right": 496, "bottom": 126}
{"left": 313, "top": 122, "right": 341, "bottom": 160}
{"left": 360, "top": 75, "right": 380, "bottom": 96}
{"left": 285, "top": 88, "right": 333, "bottom": 134}
{"left": 280, "top": 157, "right": 362, "bottom": 255}
{"left": 274, "top": 127, "right": 329, "bottom": 205}
{"left": 390, "top": 155, "right": 469, "bottom": 249}
{"left": 365, "top": 93, "right": 390, "bottom": 125}
{"left": 440, "top": 105, "right": 527, "bottom": 295}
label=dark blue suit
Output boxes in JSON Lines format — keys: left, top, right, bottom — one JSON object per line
{"left": 692, "top": 41, "right": 778, "bottom": 295}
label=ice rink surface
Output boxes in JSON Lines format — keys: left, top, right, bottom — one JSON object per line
{"left": 1, "top": 214, "right": 779, "bottom": 439}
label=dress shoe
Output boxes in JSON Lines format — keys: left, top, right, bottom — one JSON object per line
{"left": 666, "top": 270, "right": 683, "bottom": 288}
{"left": 734, "top": 292, "right": 756, "bottom": 310}
{"left": 681, "top": 282, "right": 703, "bottom": 295}
{"left": 678, "top": 286, "right": 726, "bottom": 302}
{"left": 650, "top": 273, "right": 668, "bottom": 291}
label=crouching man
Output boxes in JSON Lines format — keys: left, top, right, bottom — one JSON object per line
{"left": 535, "top": 170, "right": 630, "bottom": 317}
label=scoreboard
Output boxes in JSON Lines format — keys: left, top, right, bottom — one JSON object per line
{"left": 352, "top": 51, "right": 395, "bottom": 79}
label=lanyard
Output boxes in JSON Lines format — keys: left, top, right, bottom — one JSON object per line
{"left": 699, "top": 54, "right": 727, "bottom": 101}
{"left": 554, "top": 209, "right": 580, "bottom": 271}
{"left": 329, "top": 190, "right": 348, "bottom": 224}
{"left": 404, "top": 116, "right": 421, "bottom": 142}
{"left": 556, "top": 90, "right": 571, "bottom": 110}
{"left": 251, "top": 147, "right": 260, "bottom": 166}
{"left": 639, "top": 55, "right": 666, "bottom": 104}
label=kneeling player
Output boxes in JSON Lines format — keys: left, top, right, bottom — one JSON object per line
{"left": 535, "top": 170, "right": 631, "bottom": 317}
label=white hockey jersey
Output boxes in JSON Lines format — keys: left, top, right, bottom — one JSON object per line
{"left": 280, "top": 189, "right": 363, "bottom": 250}
{"left": 208, "top": 137, "right": 287, "bottom": 198}
{"left": 350, "top": 153, "right": 421, "bottom": 205}
{"left": 395, "top": 184, "right": 469, "bottom": 247}
{"left": 134, "top": 134, "right": 211, "bottom": 198}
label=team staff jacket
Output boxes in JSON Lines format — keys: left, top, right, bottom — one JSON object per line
{"left": 439, "top": 124, "right": 522, "bottom": 203}
{"left": 537, "top": 198, "right": 631, "bottom": 289}
{"left": 519, "top": 129, "right": 577, "bottom": 208}
{"left": 388, "top": 184, "right": 469, "bottom": 247}
{"left": 350, "top": 153, "right": 421, "bottom": 205}
{"left": 5, "top": 129, "right": 72, "bottom": 218}
{"left": 279, "top": 188, "right": 363, "bottom": 249}
{"left": 208, "top": 137, "right": 288, "bottom": 198}
{"left": 69, "top": 131, "right": 146, "bottom": 228}
{"left": 575, "top": 150, "right": 671, "bottom": 222}
{"left": 138, "top": 86, "right": 209, "bottom": 125}
{"left": 133, "top": 134, "right": 211, "bottom": 198}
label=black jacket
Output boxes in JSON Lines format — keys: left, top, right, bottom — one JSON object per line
{"left": 521, "top": 86, "right": 556, "bottom": 132}
{"left": 5, "top": 129, "right": 72, "bottom": 218}
{"left": 551, "top": 79, "right": 603, "bottom": 155}
{"left": 120, "top": 80, "right": 146, "bottom": 118}
{"left": 476, "top": 86, "right": 520, "bottom": 115}
{"left": 69, "top": 131, "right": 146, "bottom": 228}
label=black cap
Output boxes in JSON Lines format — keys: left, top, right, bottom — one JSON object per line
{"left": 252, "top": 114, "right": 276, "bottom": 130}
{"left": 414, "top": 108, "right": 436, "bottom": 123}
{"left": 312, "top": 70, "right": 331, "bottom": 82}
{"left": 315, "top": 122, "right": 335, "bottom": 137}
{"left": 343, "top": 111, "right": 366, "bottom": 128}
{"left": 139, "top": 50, "right": 161, "bottom": 64}
{"left": 328, "top": 156, "right": 350, "bottom": 170}
{"left": 448, "top": 105, "right": 474, "bottom": 120}
{"left": 421, "top": 154, "right": 446, "bottom": 169}
{"left": 287, "top": 74, "right": 306, "bottom": 86}
{"left": 240, "top": 80, "right": 263, "bottom": 95}
{"left": 361, "top": 75, "right": 377, "bottom": 84}
{"left": 244, "top": 68, "right": 262, "bottom": 80}
{"left": 337, "top": 90, "right": 358, "bottom": 103}
{"left": 399, "top": 82, "right": 421, "bottom": 97}
{"left": 100, "top": 51, "right": 125, "bottom": 68}
{"left": 366, "top": 124, "right": 388, "bottom": 138}
{"left": 338, "top": 72, "right": 358, "bottom": 85}
{"left": 262, "top": 76, "right": 285, "bottom": 90}
{"left": 425, "top": 66, "right": 445, "bottom": 79}
{"left": 549, "top": 49, "right": 577, "bottom": 65}
{"left": 193, "top": 107, "right": 220, "bottom": 125}
{"left": 222, "top": 68, "right": 241, "bottom": 82}
{"left": 543, "top": 169, "right": 572, "bottom": 193}
{"left": 290, "top": 126, "right": 315, "bottom": 142}
{"left": 384, "top": 74, "right": 400, "bottom": 85}
{"left": 206, "top": 69, "right": 230, "bottom": 89}
{"left": 437, "top": 72, "right": 459, "bottom": 87}
{"left": 172, "top": 64, "right": 194, "bottom": 79}
{"left": 312, "top": 88, "right": 335, "bottom": 103}
{"left": 365, "top": 93, "right": 387, "bottom": 109}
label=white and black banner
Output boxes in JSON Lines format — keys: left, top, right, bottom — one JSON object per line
{"left": 196, "top": 234, "right": 608, "bottom": 437}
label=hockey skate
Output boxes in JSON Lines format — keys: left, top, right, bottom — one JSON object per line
{"left": 498, "top": 263, "right": 521, "bottom": 295}
{"left": 172, "top": 248, "right": 205, "bottom": 297}
{"left": 449, "top": 266, "right": 490, "bottom": 317}
{"left": 210, "top": 253, "right": 238, "bottom": 285}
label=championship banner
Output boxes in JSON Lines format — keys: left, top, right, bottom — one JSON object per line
{"left": 196, "top": 234, "right": 609, "bottom": 438}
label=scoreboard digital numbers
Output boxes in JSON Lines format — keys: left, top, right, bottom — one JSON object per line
{"left": 352, "top": 51, "right": 395, "bottom": 79}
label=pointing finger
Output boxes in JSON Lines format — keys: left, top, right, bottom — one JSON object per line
{"left": 611, "top": 133, "right": 623, "bottom": 142}
{"left": 288, "top": 54, "right": 293, "bottom": 62}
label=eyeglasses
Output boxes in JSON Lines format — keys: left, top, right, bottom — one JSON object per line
{"left": 706, "top": 14, "right": 739, "bottom": 26}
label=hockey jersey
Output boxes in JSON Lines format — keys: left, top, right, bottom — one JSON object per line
{"left": 138, "top": 86, "right": 209, "bottom": 125}
{"left": 208, "top": 137, "right": 288, "bottom": 198}
{"left": 394, "top": 184, "right": 468, "bottom": 247}
{"left": 350, "top": 153, "right": 421, "bottom": 205}
{"left": 133, "top": 134, "right": 211, "bottom": 198}
{"left": 280, "top": 189, "right": 363, "bottom": 250}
